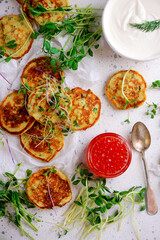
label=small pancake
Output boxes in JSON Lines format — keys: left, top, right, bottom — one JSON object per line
{"left": 26, "top": 167, "right": 72, "bottom": 209}
{"left": 105, "top": 70, "right": 147, "bottom": 110}
{"left": 23, "top": 0, "right": 69, "bottom": 26}
{"left": 20, "top": 121, "right": 64, "bottom": 162}
{"left": 0, "top": 91, "right": 35, "bottom": 135}
{"left": 27, "top": 84, "right": 72, "bottom": 127}
{"left": 0, "top": 15, "right": 33, "bottom": 59}
{"left": 21, "top": 56, "right": 64, "bottom": 91}
{"left": 68, "top": 87, "right": 101, "bottom": 131}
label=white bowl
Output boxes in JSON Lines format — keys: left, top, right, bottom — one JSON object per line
{"left": 102, "top": 0, "right": 160, "bottom": 61}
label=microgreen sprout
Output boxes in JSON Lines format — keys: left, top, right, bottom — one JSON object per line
{"left": 55, "top": 164, "right": 146, "bottom": 240}
{"left": 19, "top": 83, "right": 31, "bottom": 95}
{"left": 121, "top": 68, "right": 136, "bottom": 110}
{"left": 0, "top": 72, "right": 12, "bottom": 85}
{"left": 0, "top": 163, "right": 41, "bottom": 239}
{"left": 43, "top": 167, "right": 57, "bottom": 214}
{"left": 36, "top": 82, "right": 72, "bottom": 134}
{"left": 124, "top": 111, "right": 131, "bottom": 123}
{"left": 20, "top": 8, "right": 35, "bottom": 33}
{"left": 146, "top": 102, "right": 160, "bottom": 119}
{"left": 0, "top": 31, "right": 32, "bottom": 64}
{"left": 150, "top": 80, "right": 160, "bottom": 88}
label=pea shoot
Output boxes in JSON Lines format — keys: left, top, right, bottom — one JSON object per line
{"left": 0, "top": 163, "right": 41, "bottom": 240}
{"left": 55, "top": 163, "right": 146, "bottom": 240}
{"left": 31, "top": 4, "right": 102, "bottom": 71}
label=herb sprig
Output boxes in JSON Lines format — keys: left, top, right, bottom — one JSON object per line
{"left": 130, "top": 20, "right": 160, "bottom": 32}
{"left": 151, "top": 80, "right": 160, "bottom": 88}
{"left": 146, "top": 80, "right": 160, "bottom": 118}
{"left": 146, "top": 102, "right": 159, "bottom": 119}
{"left": 32, "top": 4, "right": 102, "bottom": 71}
{"left": 0, "top": 163, "right": 41, "bottom": 239}
{"left": 56, "top": 164, "right": 146, "bottom": 240}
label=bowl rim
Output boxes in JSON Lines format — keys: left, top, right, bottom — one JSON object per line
{"left": 102, "top": 0, "right": 160, "bottom": 62}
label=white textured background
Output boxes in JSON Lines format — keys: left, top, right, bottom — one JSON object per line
{"left": 0, "top": 0, "right": 160, "bottom": 240}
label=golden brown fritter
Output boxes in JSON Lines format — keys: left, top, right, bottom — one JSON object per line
{"left": 105, "top": 70, "right": 147, "bottom": 110}
{"left": 69, "top": 87, "right": 101, "bottom": 131}
{"left": 23, "top": 0, "right": 69, "bottom": 26}
{"left": 27, "top": 84, "right": 72, "bottom": 127}
{"left": 21, "top": 56, "right": 64, "bottom": 91}
{"left": 26, "top": 167, "right": 72, "bottom": 209}
{"left": 20, "top": 121, "right": 64, "bottom": 162}
{"left": 0, "top": 15, "right": 33, "bottom": 59}
{"left": 0, "top": 91, "right": 35, "bottom": 135}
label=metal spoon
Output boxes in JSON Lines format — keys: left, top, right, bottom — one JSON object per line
{"left": 131, "top": 121, "right": 158, "bottom": 215}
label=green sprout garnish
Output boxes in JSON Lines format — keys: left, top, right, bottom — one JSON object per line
{"left": 55, "top": 164, "right": 146, "bottom": 240}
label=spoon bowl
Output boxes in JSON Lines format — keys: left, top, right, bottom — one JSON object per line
{"left": 132, "top": 122, "right": 151, "bottom": 152}
{"left": 131, "top": 121, "right": 158, "bottom": 215}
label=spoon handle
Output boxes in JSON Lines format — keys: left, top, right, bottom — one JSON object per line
{"left": 141, "top": 152, "right": 158, "bottom": 215}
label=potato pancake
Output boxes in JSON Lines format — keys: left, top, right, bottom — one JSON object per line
{"left": 20, "top": 121, "right": 64, "bottom": 162}
{"left": 105, "top": 70, "right": 147, "bottom": 110}
{"left": 27, "top": 84, "right": 72, "bottom": 127}
{"left": 26, "top": 167, "right": 72, "bottom": 209}
{"left": 23, "top": 0, "right": 69, "bottom": 26}
{"left": 21, "top": 56, "right": 64, "bottom": 91}
{"left": 0, "top": 91, "right": 35, "bottom": 135}
{"left": 0, "top": 15, "right": 33, "bottom": 59}
{"left": 69, "top": 87, "right": 101, "bottom": 131}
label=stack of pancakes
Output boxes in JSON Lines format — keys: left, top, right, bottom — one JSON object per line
{"left": 0, "top": 56, "right": 101, "bottom": 162}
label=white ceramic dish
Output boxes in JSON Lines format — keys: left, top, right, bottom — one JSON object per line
{"left": 102, "top": 0, "right": 160, "bottom": 61}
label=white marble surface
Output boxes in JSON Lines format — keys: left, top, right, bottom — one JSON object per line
{"left": 0, "top": 0, "right": 160, "bottom": 240}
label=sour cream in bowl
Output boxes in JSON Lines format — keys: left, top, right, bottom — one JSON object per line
{"left": 102, "top": 0, "right": 160, "bottom": 61}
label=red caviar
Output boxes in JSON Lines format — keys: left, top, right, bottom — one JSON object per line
{"left": 87, "top": 133, "right": 132, "bottom": 178}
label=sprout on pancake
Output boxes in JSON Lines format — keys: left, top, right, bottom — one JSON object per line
{"left": 0, "top": 40, "right": 18, "bottom": 63}
{"left": 25, "top": 120, "right": 56, "bottom": 149}
{"left": 20, "top": 8, "right": 35, "bottom": 34}
{"left": 0, "top": 31, "right": 32, "bottom": 64}
{"left": 43, "top": 167, "right": 57, "bottom": 214}
{"left": 37, "top": 82, "right": 72, "bottom": 134}
{"left": 18, "top": 84, "right": 32, "bottom": 117}
{"left": 121, "top": 68, "right": 136, "bottom": 110}
{"left": 35, "top": 68, "right": 61, "bottom": 84}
